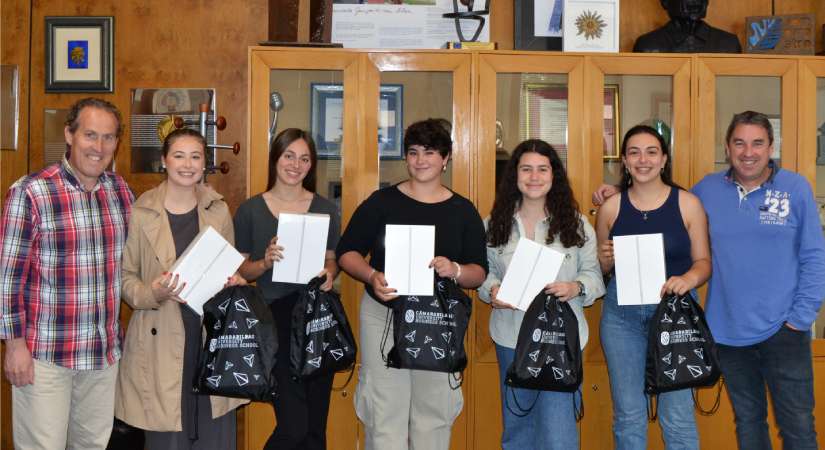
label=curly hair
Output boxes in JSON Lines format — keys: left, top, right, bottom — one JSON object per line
{"left": 487, "top": 139, "right": 585, "bottom": 249}
{"left": 403, "top": 118, "right": 452, "bottom": 158}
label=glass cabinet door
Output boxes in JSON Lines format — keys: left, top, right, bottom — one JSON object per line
{"left": 799, "top": 60, "right": 825, "bottom": 344}
{"left": 586, "top": 55, "right": 692, "bottom": 207}
{"left": 369, "top": 53, "right": 472, "bottom": 197}
{"left": 695, "top": 57, "right": 797, "bottom": 184}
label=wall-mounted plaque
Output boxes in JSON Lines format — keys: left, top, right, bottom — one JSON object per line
{"left": 745, "top": 13, "right": 815, "bottom": 55}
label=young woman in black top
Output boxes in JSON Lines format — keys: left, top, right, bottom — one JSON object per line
{"left": 234, "top": 128, "right": 340, "bottom": 450}
{"left": 337, "top": 119, "right": 487, "bottom": 450}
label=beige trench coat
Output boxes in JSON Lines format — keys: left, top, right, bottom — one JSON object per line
{"left": 115, "top": 181, "right": 247, "bottom": 431}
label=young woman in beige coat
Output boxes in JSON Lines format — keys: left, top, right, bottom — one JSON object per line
{"left": 115, "top": 128, "right": 246, "bottom": 449}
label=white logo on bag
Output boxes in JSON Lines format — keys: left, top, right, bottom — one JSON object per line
{"left": 532, "top": 329, "right": 542, "bottom": 342}
{"left": 405, "top": 310, "right": 415, "bottom": 323}
{"left": 660, "top": 331, "right": 670, "bottom": 346}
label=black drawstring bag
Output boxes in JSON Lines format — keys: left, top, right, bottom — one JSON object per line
{"left": 194, "top": 285, "right": 278, "bottom": 401}
{"left": 290, "top": 276, "right": 357, "bottom": 381}
{"left": 506, "top": 293, "right": 582, "bottom": 391}
{"left": 504, "top": 293, "right": 584, "bottom": 419}
{"left": 382, "top": 278, "right": 472, "bottom": 378}
{"left": 646, "top": 292, "right": 722, "bottom": 418}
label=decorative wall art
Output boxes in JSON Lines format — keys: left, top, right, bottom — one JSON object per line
{"left": 745, "top": 13, "right": 815, "bottom": 55}
{"left": 563, "top": 0, "right": 619, "bottom": 53}
{"left": 522, "top": 83, "right": 620, "bottom": 160}
{"left": 311, "top": 83, "right": 403, "bottom": 159}
{"left": 45, "top": 17, "right": 113, "bottom": 92}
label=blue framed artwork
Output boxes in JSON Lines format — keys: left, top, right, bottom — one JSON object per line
{"left": 45, "top": 16, "right": 113, "bottom": 92}
{"left": 310, "top": 83, "right": 403, "bottom": 159}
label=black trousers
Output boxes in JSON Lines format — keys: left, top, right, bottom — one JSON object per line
{"left": 265, "top": 292, "right": 334, "bottom": 450}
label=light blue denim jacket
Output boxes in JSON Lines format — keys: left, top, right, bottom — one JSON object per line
{"left": 478, "top": 213, "right": 605, "bottom": 349}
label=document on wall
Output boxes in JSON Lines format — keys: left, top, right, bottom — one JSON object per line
{"left": 613, "top": 233, "right": 666, "bottom": 306}
{"left": 169, "top": 226, "right": 245, "bottom": 316}
{"left": 272, "top": 213, "right": 330, "bottom": 285}
{"left": 496, "top": 238, "right": 565, "bottom": 311}
{"left": 331, "top": 0, "right": 489, "bottom": 49}
{"left": 384, "top": 224, "right": 435, "bottom": 296}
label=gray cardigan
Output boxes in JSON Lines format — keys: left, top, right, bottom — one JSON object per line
{"left": 478, "top": 213, "right": 605, "bottom": 349}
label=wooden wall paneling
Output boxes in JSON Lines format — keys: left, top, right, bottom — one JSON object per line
{"left": 694, "top": 57, "right": 716, "bottom": 184}
{"left": 589, "top": 55, "right": 692, "bottom": 187}
{"left": 579, "top": 362, "right": 614, "bottom": 450}
{"left": 1, "top": 1, "right": 30, "bottom": 447}
{"left": 695, "top": 56, "right": 797, "bottom": 172}
{"left": 268, "top": 0, "right": 299, "bottom": 41}
{"left": 581, "top": 56, "right": 605, "bottom": 364}
{"left": 27, "top": 1, "right": 267, "bottom": 208}
{"left": 489, "top": 1, "right": 513, "bottom": 50}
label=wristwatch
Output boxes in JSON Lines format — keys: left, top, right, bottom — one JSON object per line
{"left": 575, "top": 280, "right": 586, "bottom": 298}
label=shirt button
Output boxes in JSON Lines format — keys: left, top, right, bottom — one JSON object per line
{"left": 151, "top": 328, "right": 157, "bottom": 335}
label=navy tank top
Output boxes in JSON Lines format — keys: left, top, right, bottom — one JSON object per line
{"left": 608, "top": 186, "right": 692, "bottom": 278}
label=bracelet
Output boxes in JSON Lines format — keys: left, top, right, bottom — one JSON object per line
{"left": 367, "top": 268, "right": 376, "bottom": 283}
{"left": 452, "top": 262, "right": 462, "bottom": 282}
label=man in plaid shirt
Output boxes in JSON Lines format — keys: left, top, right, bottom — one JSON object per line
{"left": 0, "top": 98, "right": 134, "bottom": 449}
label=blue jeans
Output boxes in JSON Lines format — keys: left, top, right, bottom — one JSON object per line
{"left": 495, "top": 344, "right": 579, "bottom": 450}
{"left": 718, "top": 326, "right": 817, "bottom": 450}
{"left": 600, "top": 280, "right": 699, "bottom": 450}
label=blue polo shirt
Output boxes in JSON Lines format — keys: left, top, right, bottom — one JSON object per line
{"left": 692, "top": 165, "right": 825, "bottom": 346}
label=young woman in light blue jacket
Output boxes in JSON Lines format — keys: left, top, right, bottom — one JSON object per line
{"left": 478, "top": 139, "right": 605, "bottom": 450}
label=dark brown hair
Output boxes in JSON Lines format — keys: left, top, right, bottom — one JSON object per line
{"left": 725, "top": 110, "right": 773, "bottom": 146}
{"left": 65, "top": 97, "right": 123, "bottom": 137}
{"left": 618, "top": 125, "right": 682, "bottom": 192}
{"left": 266, "top": 128, "right": 317, "bottom": 192}
{"left": 403, "top": 118, "right": 452, "bottom": 158}
{"left": 487, "top": 139, "right": 585, "bottom": 248}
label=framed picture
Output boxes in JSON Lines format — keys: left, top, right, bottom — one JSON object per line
{"left": 562, "top": 0, "right": 619, "bottom": 53}
{"left": 45, "top": 16, "right": 113, "bottom": 92}
{"left": 514, "top": 0, "right": 563, "bottom": 51}
{"left": 310, "top": 83, "right": 403, "bottom": 159}
{"left": 522, "top": 83, "right": 620, "bottom": 160}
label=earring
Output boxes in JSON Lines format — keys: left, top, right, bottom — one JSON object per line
{"left": 442, "top": 165, "right": 447, "bottom": 172}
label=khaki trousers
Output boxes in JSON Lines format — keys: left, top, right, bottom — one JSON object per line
{"left": 356, "top": 293, "right": 464, "bottom": 450}
{"left": 12, "top": 359, "right": 118, "bottom": 450}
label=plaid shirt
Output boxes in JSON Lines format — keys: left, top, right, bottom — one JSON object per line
{"left": 0, "top": 158, "right": 133, "bottom": 370}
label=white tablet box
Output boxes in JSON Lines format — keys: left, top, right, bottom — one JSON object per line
{"left": 384, "top": 224, "right": 435, "bottom": 296}
{"left": 169, "top": 226, "right": 245, "bottom": 316}
{"left": 613, "top": 233, "right": 667, "bottom": 306}
{"left": 271, "top": 213, "right": 330, "bottom": 284}
{"left": 496, "top": 237, "right": 565, "bottom": 311}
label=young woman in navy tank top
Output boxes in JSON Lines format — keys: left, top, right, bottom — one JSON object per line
{"left": 595, "top": 125, "right": 711, "bottom": 450}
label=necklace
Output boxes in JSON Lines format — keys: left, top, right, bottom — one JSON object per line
{"left": 634, "top": 188, "right": 669, "bottom": 221}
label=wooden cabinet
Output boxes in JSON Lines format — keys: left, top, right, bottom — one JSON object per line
{"left": 245, "top": 47, "right": 825, "bottom": 450}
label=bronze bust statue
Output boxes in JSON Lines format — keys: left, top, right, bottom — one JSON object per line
{"left": 634, "top": 0, "right": 742, "bottom": 53}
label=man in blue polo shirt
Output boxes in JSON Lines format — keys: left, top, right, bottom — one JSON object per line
{"left": 692, "top": 110, "right": 825, "bottom": 449}
{"left": 593, "top": 110, "right": 825, "bottom": 448}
